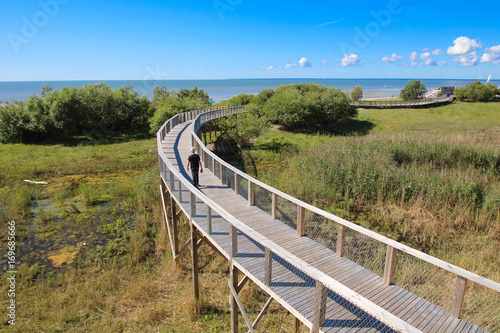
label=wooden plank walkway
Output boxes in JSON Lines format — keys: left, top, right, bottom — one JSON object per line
{"left": 161, "top": 120, "right": 485, "bottom": 333}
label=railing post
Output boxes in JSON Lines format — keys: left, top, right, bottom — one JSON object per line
{"left": 450, "top": 275, "right": 467, "bottom": 318}
{"left": 383, "top": 245, "right": 398, "bottom": 286}
{"left": 297, "top": 205, "right": 305, "bottom": 237}
{"left": 337, "top": 225, "right": 345, "bottom": 257}
{"left": 203, "top": 150, "right": 208, "bottom": 168}
{"left": 248, "top": 181, "right": 255, "bottom": 206}
{"left": 178, "top": 179, "right": 183, "bottom": 202}
{"left": 312, "top": 281, "right": 327, "bottom": 333}
{"left": 207, "top": 205, "right": 212, "bottom": 235}
{"left": 230, "top": 225, "right": 238, "bottom": 259}
{"left": 271, "top": 193, "right": 277, "bottom": 219}
{"left": 190, "top": 191, "right": 196, "bottom": 217}
{"left": 221, "top": 164, "right": 226, "bottom": 185}
{"left": 190, "top": 219, "right": 199, "bottom": 300}
{"left": 265, "top": 247, "right": 272, "bottom": 286}
{"left": 234, "top": 173, "right": 239, "bottom": 195}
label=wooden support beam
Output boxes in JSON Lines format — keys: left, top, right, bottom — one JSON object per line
{"left": 178, "top": 179, "right": 183, "bottom": 203}
{"left": 230, "top": 264, "right": 239, "bottom": 333}
{"left": 175, "top": 238, "right": 191, "bottom": 262}
{"left": 297, "top": 205, "right": 305, "bottom": 237}
{"left": 251, "top": 297, "right": 274, "bottom": 331}
{"left": 383, "top": 245, "right": 398, "bottom": 286}
{"left": 236, "top": 275, "right": 250, "bottom": 293}
{"left": 450, "top": 275, "right": 468, "bottom": 318}
{"left": 312, "top": 281, "right": 327, "bottom": 333}
{"left": 293, "top": 317, "right": 301, "bottom": 333}
{"left": 171, "top": 198, "right": 179, "bottom": 256}
{"left": 337, "top": 224, "right": 345, "bottom": 257}
{"left": 191, "top": 220, "right": 199, "bottom": 300}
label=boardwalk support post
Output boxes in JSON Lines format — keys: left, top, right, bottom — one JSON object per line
{"left": 230, "top": 225, "right": 238, "bottom": 259}
{"left": 312, "top": 281, "right": 327, "bottom": 333}
{"left": 190, "top": 219, "right": 200, "bottom": 300}
{"left": 450, "top": 275, "right": 467, "bottom": 318}
{"left": 190, "top": 191, "right": 196, "bottom": 217}
{"left": 234, "top": 173, "right": 239, "bottom": 195}
{"left": 383, "top": 245, "right": 398, "bottom": 286}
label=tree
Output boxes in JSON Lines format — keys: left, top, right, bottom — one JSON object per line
{"left": 400, "top": 80, "right": 427, "bottom": 100}
{"left": 350, "top": 85, "right": 363, "bottom": 101}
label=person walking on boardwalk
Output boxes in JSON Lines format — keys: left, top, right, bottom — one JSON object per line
{"left": 187, "top": 147, "right": 203, "bottom": 187}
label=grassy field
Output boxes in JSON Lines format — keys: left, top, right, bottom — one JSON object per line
{"left": 232, "top": 101, "right": 500, "bottom": 281}
{"left": 1, "top": 100, "right": 498, "bottom": 332}
{"left": 0, "top": 136, "right": 296, "bottom": 332}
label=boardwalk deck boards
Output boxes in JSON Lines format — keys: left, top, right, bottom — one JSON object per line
{"left": 157, "top": 111, "right": 495, "bottom": 333}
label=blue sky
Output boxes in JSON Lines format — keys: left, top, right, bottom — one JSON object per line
{"left": 1, "top": 0, "right": 499, "bottom": 81}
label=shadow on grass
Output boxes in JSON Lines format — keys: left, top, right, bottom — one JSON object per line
{"left": 284, "top": 118, "right": 375, "bottom": 137}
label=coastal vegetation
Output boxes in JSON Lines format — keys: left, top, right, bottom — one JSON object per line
{"left": 400, "top": 80, "right": 427, "bottom": 100}
{"left": 0, "top": 83, "right": 213, "bottom": 144}
{"left": 454, "top": 81, "right": 500, "bottom": 102}
{"left": 215, "top": 100, "right": 500, "bottom": 281}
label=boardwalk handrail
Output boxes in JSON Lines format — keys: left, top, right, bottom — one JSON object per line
{"left": 158, "top": 106, "right": 423, "bottom": 332}
{"left": 351, "top": 96, "right": 453, "bottom": 108}
{"left": 192, "top": 108, "right": 500, "bottom": 293}
{"left": 190, "top": 107, "right": 500, "bottom": 331}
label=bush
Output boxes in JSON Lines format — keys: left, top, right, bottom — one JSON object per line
{"left": 454, "top": 81, "right": 499, "bottom": 102}
{"left": 400, "top": 80, "right": 427, "bottom": 100}
{"left": 227, "top": 93, "right": 255, "bottom": 106}
{"left": 251, "top": 83, "right": 356, "bottom": 130}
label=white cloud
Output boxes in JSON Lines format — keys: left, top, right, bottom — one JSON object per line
{"left": 409, "top": 51, "right": 421, "bottom": 67}
{"left": 382, "top": 53, "right": 403, "bottom": 66}
{"left": 421, "top": 52, "right": 437, "bottom": 66}
{"left": 322, "top": 59, "right": 328, "bottom": 65}
{"left": 299, "top": 57, "right": 311, "bottom": 67}
{"left": 438, "top": 61, "right": 447, "bottom": 66}
{"left": 341, "top": 53, "right": 359, "bottom": 67}
{"left": 480, "top": 45, "right": 500, "bottom": 64}
{"left": 267, "top": 65, "right": 275, "bottom": 70}
{"left": 451, "top": 52, "right": 479, "bottom": 66}
{"left": 284, "top": 62, "right": 297, "bottom": 69}
{"left": 447, "top": 36, "right": 483, "bottom": 55}
{"left": 432, "top": 49, "right": 443, "bottom": 56}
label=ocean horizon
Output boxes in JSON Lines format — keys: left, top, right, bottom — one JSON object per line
{"left": 1, "top": 78, "right": 498, "bottom": 102}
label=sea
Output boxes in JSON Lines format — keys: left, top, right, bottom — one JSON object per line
{"left": 0, "top": 78, "right": 498, "bottom": 102}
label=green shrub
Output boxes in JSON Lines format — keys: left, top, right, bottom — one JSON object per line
{"left": 227, "top": 93, "right": 255, "bottom": 106}
{"left": 454, "top": 81, "right": 499, "bottom": 102}
{"left": 400, "top": 80, "right": 427, "bottom": 100}
{"left": 250, "top": 83, "right": 356, "bottom": 130}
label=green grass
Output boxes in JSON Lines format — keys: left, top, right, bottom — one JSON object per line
{"left": 0, "top": 135, "right": 299, "bottom": 332}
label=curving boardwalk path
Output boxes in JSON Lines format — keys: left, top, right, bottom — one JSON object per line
{"left": 158, "top": 108, "right": 497, "bottom": 333}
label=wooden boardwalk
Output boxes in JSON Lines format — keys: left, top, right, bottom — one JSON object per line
{"left": 158, "top": 114, "right": 492, "bottom": 332}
